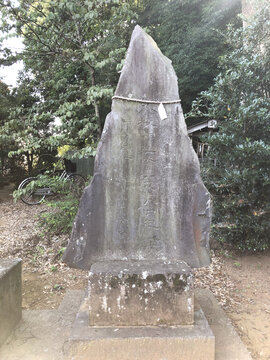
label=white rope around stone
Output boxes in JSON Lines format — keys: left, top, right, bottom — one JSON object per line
{"left": 112, "top": 95, "right": 181, "bottom": 120}
{"left": 112, "top": 95, "right": 181, "bottom": 104}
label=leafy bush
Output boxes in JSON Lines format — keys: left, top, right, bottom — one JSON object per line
{"left": 37, "top": 174, "right": 91, "bottom": 236}
{"left": 38, "top": 195, "right": 79, "bottom": 236}
{"left": 188, "top": 4, "right": 270, "bottom": 251}
{"left": 13, "top": 173, "right": 70, "bottom": 202}
{"left": 14, "top": 173, "right": 90, "bottom": 236}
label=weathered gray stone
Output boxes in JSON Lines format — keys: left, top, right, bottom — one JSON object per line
{"left": 88, "top": 260, "right": 193, "bottom": 326}
{"left": 0, "top": 258, "right": 22, "bottom": 347}
{"left": 63, "top": 25, "right": 211, "bottom": 270}
{"left": 68, "top": 305, "right": 215, "bottom": 360}
{"left": 0, "top": 290, "right": 85, "bottom": 360}
{"left": 0, "top": 289, "right": 252, "bottom": 360}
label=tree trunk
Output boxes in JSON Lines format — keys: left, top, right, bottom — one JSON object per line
{"left": 86, "top": 62, "right": 102, "bottom": 137}
{"left": 26, "top": 152, "right": 33, "bottom": 175}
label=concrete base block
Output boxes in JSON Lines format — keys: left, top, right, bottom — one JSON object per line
{"left": 89, "top": 260, "right": 194, "bottom": 326}
{"left": 67, "top": 298, "right": 215, "bottom": 360}
{"left": 0, "top": 258, "right": 22, "bottom": 347}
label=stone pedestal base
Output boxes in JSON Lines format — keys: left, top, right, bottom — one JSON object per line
{"left": 89, "top": 260, "right": 194, "bottom": 326}
{"left": 68, "top": 299, "right": 215, "bottom": 360}
{"left": 0, "top": 258, "right": 22, "bottom": 346}
{"left": 66, "top": 260, "right": 214, "bottom": 359}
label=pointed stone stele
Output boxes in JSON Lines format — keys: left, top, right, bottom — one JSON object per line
{"left": 64, "top": 26, "right": 214, "bottom": 360}
{"left": 63, "top": 25, "right": 211, "bottom": 271}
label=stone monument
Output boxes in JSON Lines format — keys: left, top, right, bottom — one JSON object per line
{"left": 63, "top": 25, "right": 211, "bottom": 270}
{"left": 64, "top": 25, "right": 214, "bottom": 360}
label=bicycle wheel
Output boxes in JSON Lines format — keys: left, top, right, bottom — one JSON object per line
{"left": 67, "top": 174, "right": 86, "bottom": 198}
{"left": 19, "top": 177, "right": 46, "bottom": 205}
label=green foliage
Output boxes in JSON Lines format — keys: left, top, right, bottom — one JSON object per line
{"left": 139, "top": 0, "right": 242, "bottom": 112}
{"left": 15, "top": 173, "right": 84, "bottom": 235}
{"left": 189, "top": 3, "right": 270, "bottom": 251}
{"left": 0, "top": 80, "right": 30, "bottom": 184}
{"left": 0, "top": 0, "right": 242, "bottom": 182}
{"left": 39, "top": 195, "right": 79, "bottom": 236}
{"left": 13, "top": 172, "right": 69, "bottom": 201}
{"left": 1, "top": 77, "right": 54, "bottom": 173}
{"left": 30, "top": 173, "right": 91, "bottom": 236}
{"left": 0, "top": 81, "right": 13, "bottom": 183}
{"left": 0, "top": 0, "right": 138, "bottom": 171}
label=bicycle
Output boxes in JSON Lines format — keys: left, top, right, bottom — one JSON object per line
{"left": 18, "top": 159, "right": 86, "bottom": 205}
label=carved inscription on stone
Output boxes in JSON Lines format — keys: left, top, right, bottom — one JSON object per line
{"left": 63, "top": 26, "right": 211, "bottom": 269}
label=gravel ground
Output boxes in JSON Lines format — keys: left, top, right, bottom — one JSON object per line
{"left": 2, "top": 184, "right": 270, "bottom": 359}
{"left": 0, "top": 184, "right": 238, "bottom": 311}
{"left": 0, "top": 185, "right": 88, "bottom": 309}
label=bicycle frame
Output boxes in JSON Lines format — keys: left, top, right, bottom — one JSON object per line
{"left": 18, "top": 167, "right": 86, "bottom": 205}
{"left": 35, "top": 170, "right": 71, "bottom": 196}
{"left": 59, "top": 169, "right": 70, "bottom": 181}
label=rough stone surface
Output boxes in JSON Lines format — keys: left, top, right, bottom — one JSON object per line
{"left": 0, "top": 290, "right": 85, "bottom": 360}
{"left": 88, "top": 260, "right": 194, "bottom": 326}
{"left": 68, "top": 305, "right": 215, "bottom": 360}
{"left": 0, "top": 258, "right": 22, "bottom": 347}
{"left": 0, "top": 289, "right": 251, "bottom": 360}
{"left": 63, "top": 25, "right": 211, "bottom": 270}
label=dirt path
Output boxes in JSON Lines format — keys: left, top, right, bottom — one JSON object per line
{"left": 223, "top": 253, "right": 270, "bottom": 360}
{"left": 0, "top": 187, "right": 87, "bottom": 309}
{"left": 0, "top": 190, "right": 270, "bottom": 359}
